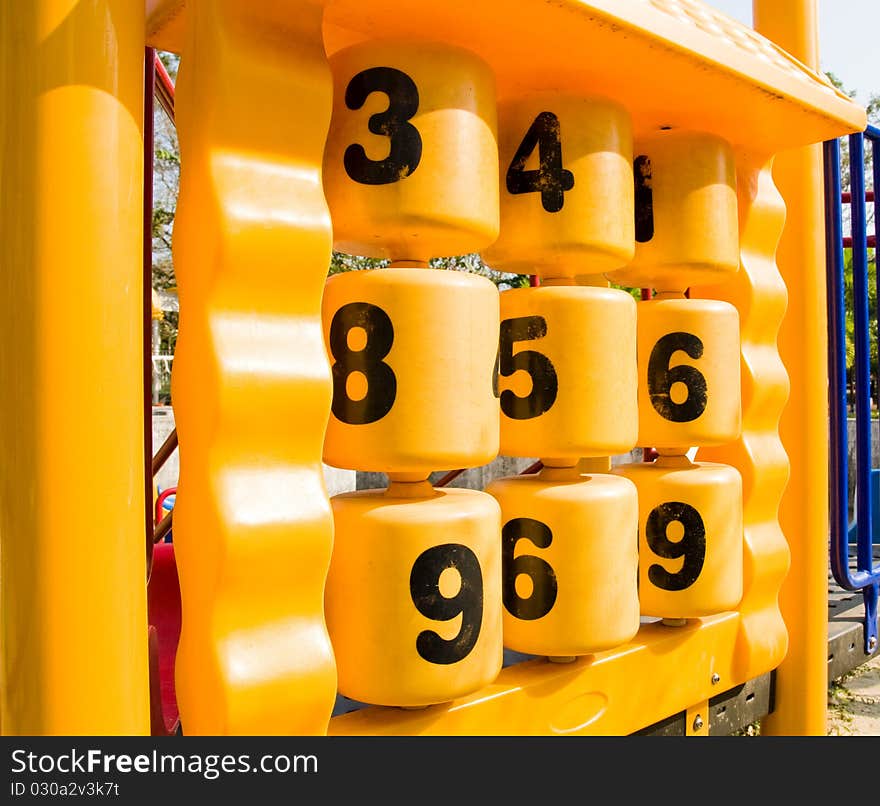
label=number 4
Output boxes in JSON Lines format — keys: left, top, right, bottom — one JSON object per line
{"left": 506, "top": 111, "right": 574, "bottom": 213}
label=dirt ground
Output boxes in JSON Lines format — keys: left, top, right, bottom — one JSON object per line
{"left": 827, "top": 654, "right": 880, "bottom": 735}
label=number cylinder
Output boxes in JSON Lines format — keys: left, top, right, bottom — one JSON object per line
{"left": 323, "top": 40, "right": 499, "bottom": 261}
{"left": 486, "top": 466, "right": 639, "bottom": 656}
{"left": 498, "top": 285, "right": 638, "bottom": 458}
{"left": 326, "top": 483, "right": 502, "bottom": 707}
{"left": 614, "top": 455, "right": 743, "bottom": 619}
{"left": 614, "top": 129, "right": 739, "bottom": 292}
{"left": 482, "top": 93, "right": 634, "bottom": 279}
{"left": 637, "top": 297, "right": 741, "bottom": 451}
{"left": 322, "top": 267, "right": 499, "bottom": 474}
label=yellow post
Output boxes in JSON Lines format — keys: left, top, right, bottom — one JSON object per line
{"left": 753, "top": 0, "right": 829, "bottom": 735}
{"left": 0, "top": 1, "right": 149, "bottom": 734}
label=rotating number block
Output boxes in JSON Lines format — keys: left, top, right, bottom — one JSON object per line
{"left": 326, "top": 483, "right": 502, "bottom": 707}
{"left": 486, "top": 467, "right": 639, "bottom": 656}
{"left": 614, "top": 130, "right": 738, "bottom": 292}
{"left": 322, "top": 267, "right": 499, "bottom": 474}
{"left": 497, "top": 285, "right": 637, "bottom": 458}
{"left": 637, "top": 297, "right": 741, "bottom": 450}
{"left": 482, "top": 94, "right": 634, "bottom": 279}
{"left": 615, "top": 456, "right": 743, "bottom": 619}
{"left": 323, "top": 40, "right": 499, "bottom": 261}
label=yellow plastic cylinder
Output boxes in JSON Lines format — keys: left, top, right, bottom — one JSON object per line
{"left": 614, "top": 130, "right": 739, "bottom": 292}
{"left": 323, "top": 40, "right": 499, "bottom": 261}
{"left": 615, "top": 455, "right": 743, "bottom": 619}
{"left": 326, "top": 482, "right": 502, "bottom": 706}
{"left": 486, "top": 466, "right": 639, "bottom": 656}
{"left": 637, "top": 297, "right": 741, "bottom": 451}
{"left": 322, "top": 267, "right": 499, "bottom": 474}
{"left": 482, "top": 94, "right": 634, "bottom": 279}
{"left": 497, "top": 285, "right": 637, "bottom": 458}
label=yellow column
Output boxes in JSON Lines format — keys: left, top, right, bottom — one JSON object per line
{"left": 753, "top": 0, "right": 828, "bottom": 735}
{"left": 0, "top": 1, "right": 148, "bottom": 733}
{"left": 171, "top": 1, "right": 337, "bottom": 734}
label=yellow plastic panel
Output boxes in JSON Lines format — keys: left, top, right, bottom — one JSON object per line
{"left": 171, "top": 0, "right": 337, "bottom": 734}
{"left": 693, "top": 154, "right": 792, "bottom": 690}
{"left": 482, "top": 94, "right": 634, "bottom": 278}
{"left": 615, "top": 130, "right": 739, "bottom": 291}
{"left": 497, "top": 286, "right": 637, "bottom": 459}
{"left": 637, "top": 297, "right": 741, "bottom": 451}
{"left": 616, "top": 456, "right": 743, "bottom": 619}
{"left": 149, "top": 2, "right": 865, "bottom": 152}
{"left": 487, "top": 466, "right": 639, "bottom": 657}
{"left": 323, "top": 40, "right": 499, "bottom": 261}
{"left": 322, "top": 268, "right": 499, "bottom": 474}
{"left": 330, "top": 613, "right": 740, "bottom": 734}
{"left": 0, "top": 0, "right": 148, "bottom": 735}
{"left": 327, "top": 483, "right": 503, "bottom": 707}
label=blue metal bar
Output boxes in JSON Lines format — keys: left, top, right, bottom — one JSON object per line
{"left": 826, "top": 131, "right": 880, "bottom": 654}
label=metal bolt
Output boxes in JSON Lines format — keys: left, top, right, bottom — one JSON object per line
{"left": 711, "top": 673, "right": 721, "bottom": 685}
{"left": 692, "top": 714, "right": 704, "bottom": 732}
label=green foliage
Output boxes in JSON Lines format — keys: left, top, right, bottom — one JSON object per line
{"left": 330, "top": 250, "right": 530, "bottom": 289}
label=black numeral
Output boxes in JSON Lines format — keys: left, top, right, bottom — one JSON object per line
{"left": 343, "top": 67, "right": 422, "bottom": 185}
{"left": 647, "top": 332, "right": 707, "bottom": 423}
{"left": 502, "top": 518, "right": 557, "bottom": 620}
{"left": 329, "top": 302, "right": 396, "bottom": 425}
{"left": 645, "top": 502, "right": 706, "bottom": 591}
{"left": 634, "top": 155, "right": 654, "bottom": 243}
{"left": 409, "top": 544, "right": 483, "bottom": 665}
{"left": 506, "top": 112, "right": 574, "bottom": 213}
{"left": 498, "top": 316, "right": 558, "bottom": 420}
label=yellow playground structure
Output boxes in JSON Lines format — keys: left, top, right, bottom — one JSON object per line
{"left": 1, "top": 0, "right": 877, "bottom": 737}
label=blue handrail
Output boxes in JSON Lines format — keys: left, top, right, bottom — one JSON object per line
{"left": 825, "top": 125, "right": 880, "bottom": 655}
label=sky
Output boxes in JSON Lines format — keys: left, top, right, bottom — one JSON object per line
{"left": 705, "top": 0, "right": 879, "bottom": 105}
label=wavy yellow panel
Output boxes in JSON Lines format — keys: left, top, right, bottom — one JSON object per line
{"left": 171, "top": 0, "right": 337, "bottom": 735}
{"left": 694, "top": 153, "right": 791, "bottom": 682}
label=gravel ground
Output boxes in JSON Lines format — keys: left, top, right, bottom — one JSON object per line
{"left": 827, "top": 654, "right": 880, "bottom": 736}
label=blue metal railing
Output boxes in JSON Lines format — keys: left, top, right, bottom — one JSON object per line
{"left": 825, "top": 124, "right": 880, "bottom": 654}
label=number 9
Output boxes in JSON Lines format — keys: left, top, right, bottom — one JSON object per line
{"left": 645, "top": 501, "right": 706, "bottom": 591}
{"left": 409, "top": 544, "right": 484, "bottom": 665}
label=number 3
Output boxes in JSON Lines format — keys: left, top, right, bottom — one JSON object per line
{"left": 343, "top": 66, "right": 423, "bottom": 185}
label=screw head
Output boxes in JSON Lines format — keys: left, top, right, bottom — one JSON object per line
{"left": 693, "top": 714, "right": 704, "bottom": 732}
{"left": 711, "top": 673, "right": 721, "bottom": 685}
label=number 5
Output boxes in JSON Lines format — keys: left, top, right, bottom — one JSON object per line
{"left": 498, "top": 315, "right": 558, "bottom": 420}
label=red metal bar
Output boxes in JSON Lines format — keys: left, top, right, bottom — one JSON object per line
{"left": 155, "top": 487, "right": 177, "bottom": 526}
{"left": 843, "top": 236, "right": 877, "bottom": 249}
{"left": 153, "top": 52, "right": 175, "bottom": 123}
{"left": 152, "top": 428, "right": 178, "bottom": 478}
{"left": 842, "top": 191, "right": 875, "bottom": 203}
{"left": 435, "top": 468, "right": 466, "bottom": 487}
{"left": 154, "top": 510, "right": 174, "bottom": 544}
